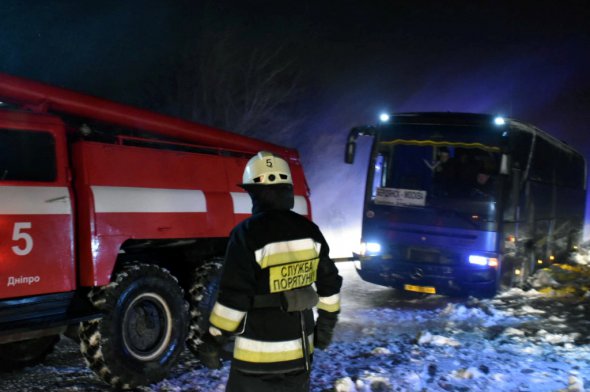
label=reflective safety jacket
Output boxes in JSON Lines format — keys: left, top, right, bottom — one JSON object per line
{"left": 209, "top": 209, "right": 342, "bottom": 373}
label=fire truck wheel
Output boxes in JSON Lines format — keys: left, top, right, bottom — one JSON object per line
{"left": 79, "top": 263, "right": 189, "bottom": 389}
{"left": 186, "top": 258, "right": 223, "bottom": 356}
{"left": 0, "top": 335, "right": 60, "bottom": 371}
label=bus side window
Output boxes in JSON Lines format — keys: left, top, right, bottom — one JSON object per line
{"left": 558, "top": 151, "right": 585, "bottom": 189}
{"left": 530, "top": 137, "right": 554, "bottom": 184}
{"left": 509, "top": 131, "right": 533, "bottom": 176}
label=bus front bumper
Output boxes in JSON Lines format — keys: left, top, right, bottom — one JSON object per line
{"left": 354, "top": 256, "right": 498, "bottom": 298}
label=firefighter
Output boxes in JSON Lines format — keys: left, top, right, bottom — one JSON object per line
{"left": 198, "top": 151, "right": 343, "bottom": 392}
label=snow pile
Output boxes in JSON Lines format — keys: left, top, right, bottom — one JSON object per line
{"left": 417, "top": 331, "right": 461, "bottom": 347}
{"left": 519, "top": 242, "right": 590, "bottom": 297}
{"left": 573, "top": 243, "right": 590, "bottom": 266}
{"left": 529, "top": 263, "right": 590, "bottom": 297}
{"left": 449, "top": 366, "right": 486, "bottom": 380}
{"left": 530, "top": 268, "right": 560, "bottom": 288}
{"left": 536, "top": 329, "right": 580, "bottom": 345}
{"left": 334, "top": 377, "right": 356, "bottom": 392}
{"left": 502, "top": 327, "right": 525, "bottom": 337}
{"left": 334, "top": 375, "right": 392, "bottom": 392}
{"left": 566, "top": 374, "right": 585, "bottom": 392}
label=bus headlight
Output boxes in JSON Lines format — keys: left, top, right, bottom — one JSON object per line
{"left": 360, "top": 242, "right": 382, "bottom": 256}
{"left": 468, "top": 255, "right": 498, "bottom": 268}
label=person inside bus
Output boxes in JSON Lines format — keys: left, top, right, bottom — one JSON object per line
{"left": 434, "top": 147, "right": 479, "bottom": 196}
{"left": 470, "top": 158, "right": 496, "bottom": 199}
{"left": 448, "top": 148, "right": 493, "bottom": 198}
{"left": 431, "top": 146, "right": 455, "bottom": 195}
{"left": 426, "top": 146, "right": 451, "bottom": 174}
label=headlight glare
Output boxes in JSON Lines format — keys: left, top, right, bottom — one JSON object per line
{"left": 360, "top": 241, "right": 382, "bottom": 256}
{"left": 469, "top": 255, "right": 498, "bottom": 268}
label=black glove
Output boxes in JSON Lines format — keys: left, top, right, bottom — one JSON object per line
{"left": 314, "top": 309, "right": 338, "bottom": 350}
{"left": 198, "top": 332, "right": 225, "bottom": 369}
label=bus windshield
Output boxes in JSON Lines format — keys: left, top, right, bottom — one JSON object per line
{"left": 370, "top": 142, "right": 502, "bottom": 229}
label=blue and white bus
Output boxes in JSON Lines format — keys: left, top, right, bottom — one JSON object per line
{"left": 345, "top": 113, "right": 586, "bottom": 297}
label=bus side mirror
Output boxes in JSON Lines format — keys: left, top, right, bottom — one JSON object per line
{"left": 500, "top": 154, "right": 510, "bottom": 175}
{"left": 345, "top": 129, "right": 360, "bottom": 164}
{"left": 345, "top": 126, "right": 376, "bottom": 164}
{"left": 345, "top": 138, "right": 356, "bottom": 164}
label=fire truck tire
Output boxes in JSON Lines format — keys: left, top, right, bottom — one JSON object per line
{"left": 79, "top": 263, "right": 188, "bottom": 389}
{"left": 0, "top": 335, "right": 60, "bottom": 371}
{"left": 186, "top": 258, "right": 223, "bottom": 356}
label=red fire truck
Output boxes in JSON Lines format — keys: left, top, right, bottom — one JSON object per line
{"left": 0, "top": 73, "right": 311, "bottom": 388}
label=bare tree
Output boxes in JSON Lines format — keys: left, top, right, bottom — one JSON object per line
{"left": 146, "top": 32, "right": 304, "bottom": 142}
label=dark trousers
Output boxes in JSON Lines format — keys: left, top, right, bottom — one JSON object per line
{"left": 226, "top": 366, "right": 310, "bottom": 392}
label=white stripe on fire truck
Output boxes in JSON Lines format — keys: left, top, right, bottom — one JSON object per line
{"left": 0, "top": 186, "right": 72, "bottom": 214}
{"left": 293, "top": 196, "right": 308, "bottom": 215}
{"left": 91, "top": 186, "right": 206, "bottom": 213}
{"left": 230, "top": 192, "right": 309, "bottom": 216}
{"left": 230, "top": 192, "right": 252, "bottom": 214}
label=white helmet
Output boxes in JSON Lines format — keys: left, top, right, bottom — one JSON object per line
{"left": 242, "top": 151, "right": 293, "bottom": 185}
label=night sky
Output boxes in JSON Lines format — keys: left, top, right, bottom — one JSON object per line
{"left": 2, "top": 1, "right": 590, "bottom": 246}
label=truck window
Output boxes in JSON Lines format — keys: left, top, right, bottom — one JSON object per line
{"left": 0, "top": 129, "right": 56, "bottom": 181}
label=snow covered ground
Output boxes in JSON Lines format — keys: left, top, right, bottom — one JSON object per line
{"left": 1, "top": 256, "right": 590, "bottom": 391}
{"left": 316, "top": 263, "right": 590, "bottom": 392}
